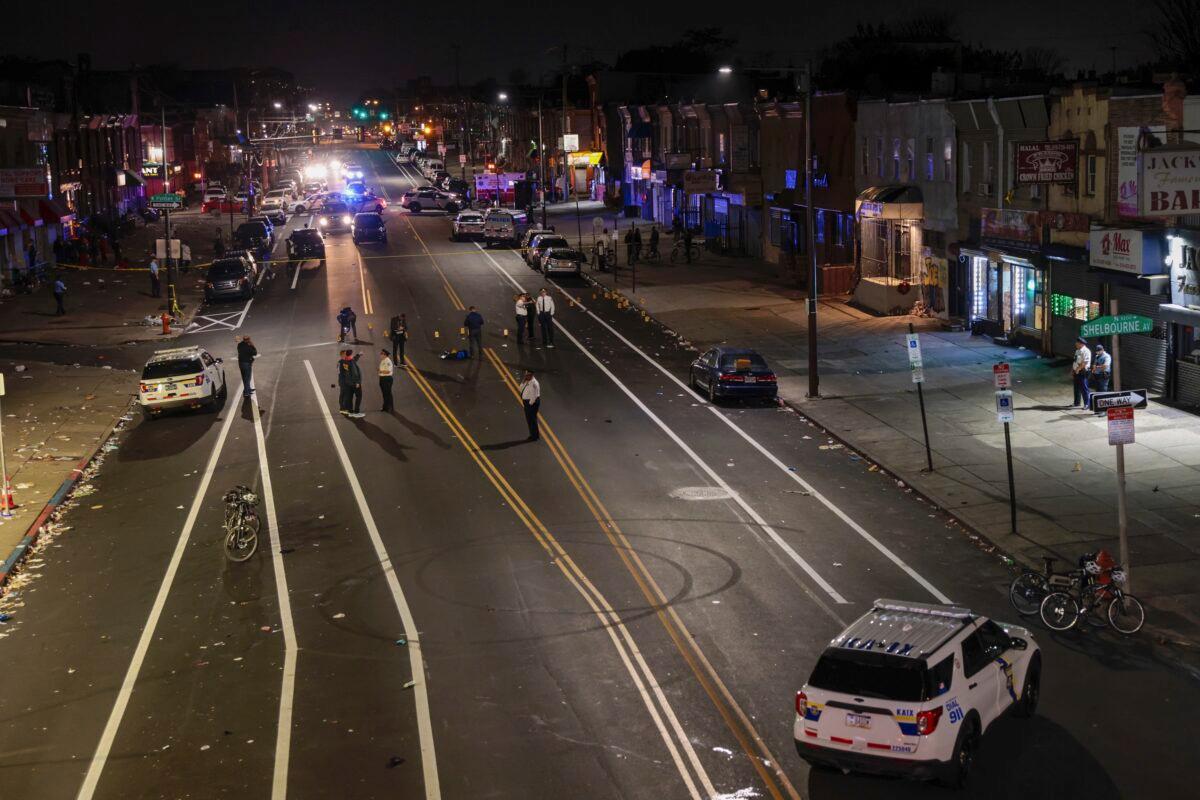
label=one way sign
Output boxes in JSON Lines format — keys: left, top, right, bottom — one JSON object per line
{"left": 1091, "top": 389, "right": 1149, "bottom": 412}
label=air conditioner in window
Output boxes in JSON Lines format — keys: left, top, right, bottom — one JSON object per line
{"left": 978, "top": 182, "right": 993, "bottom": 196}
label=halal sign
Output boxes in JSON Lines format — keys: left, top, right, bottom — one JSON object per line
{"left": 1016, "top": 141, "right": 1078, "bottom": 185}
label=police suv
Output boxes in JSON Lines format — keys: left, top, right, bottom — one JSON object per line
{"left": 794, "top": 599, "right": 1040, "bottom": 788}
{"left": 138, "top": 346, "right": 228, "bottom": 418}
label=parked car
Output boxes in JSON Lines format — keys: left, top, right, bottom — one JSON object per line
{"left": 204, "top": 252, "right": 259, "bottom": 303}
{"left": 256, "top": 207, "right": 287, "bottom": 229}
{"left": 541, "top": 247, "right": 586, "bottom": 277}
{"left": 795, "top": 599, "right": 1039, "bottom": 788}
{"left": 399, "top": 188, "right": 460, "bottom": 213}
{"left": 233, "top": 221, "right": 272, "bottom": 256}
{"left": 262, "top": 187, "right": 307, "bottom": 214}
{"left": 526, "top": 233, "right": 570, "bottom": 267}
{"left": 286, "top": 227, "right": 326, "bottom": 261}
{"left": 482, "top": 208, "right": 528, "bottom": 247}
{"left": 138, "top": 346, "right": 227, "bottom": 419}
{"left": 688, "top": 346, "right": 778, "bottom": 402}
{"left": 316, "top": 200, "right": 353, "bottom": 232}
{"left": 342, "top": 162, "right": 365, "bottom": 180}
{"left": 444, "top": 177, "right": 469, "bottom": 195}
{"left": 351, "top": 212, "right": 387, "bottom": 244}
{"left": 451, "top": 210, "right": 486, "bottom": 241}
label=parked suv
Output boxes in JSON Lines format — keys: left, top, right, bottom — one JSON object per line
{"left": 138, "top": 346, "right": 227, "bottom": 418}
{"left": 233, "top": 220, "right": 272, "bottom": 256}
{"left": 286, "top": 227, "right": 326, "bottom": 261}
{"left": 351, "top": 212, "right": 387, "bottom": 244}
{"left": 482, "top": 208, "right": 528, "bottom": 247}
{"left": 204, "top": 252, "right": 259, "bottom": 302}
{"left": 794, "top": 599, "right": 1040, "bottom": 788}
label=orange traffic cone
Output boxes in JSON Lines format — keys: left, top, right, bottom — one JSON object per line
{"left": 0, "top": 476, "right": 16, "bottom": 517}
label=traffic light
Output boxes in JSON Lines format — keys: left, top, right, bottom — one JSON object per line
{"left": 380, "top": 112, "right": 389, "bottom": 120}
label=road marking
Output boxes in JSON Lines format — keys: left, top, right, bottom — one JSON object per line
{"left": 356, "top": 252, "right": 372, "bottom": 314}
{"left": 250, "top": 398, "right": 298, "bottom": 800}
{"left": 401, "top": 214, "right": 466, "bottom": 311}
{"left": 301, "top": 361, "right": 441, "bottom": 800}
{"left": 289, "top": 262, "right": 301, "bottom": 290}
{"left": 76, "top": 388, "right": 242, "bottom": 800}
{"left": 541, "top": 274, "right": 953, "bottom": 604}
{"left": 235, "top": 297, "right": 255, "bottom": 329}
{"left": 186, "top": 309, "right": 246, "bottom": 334}
{"left": 401, "top": 357, "right": 712, "bottom": 800}
{"left": 482, "top": 348, "right": 799, "bottom": 800}
{"left": 471, "top": 243, "right": 848, "bottom": 606}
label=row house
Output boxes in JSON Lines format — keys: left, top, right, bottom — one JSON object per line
{"left": 51, "top": 113, "right": 144, "bottom": 222}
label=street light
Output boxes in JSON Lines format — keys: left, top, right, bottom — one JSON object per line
{"left": 273, "top": 101, "right": 282, "bottom": 110}
{"left": 718, "top": 66, "right": 734, "bottom": 74}
{"left": 498, "top": 92, "right": 509, "bottom": 101}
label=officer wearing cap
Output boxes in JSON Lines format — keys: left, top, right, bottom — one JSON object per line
{"left": 1072, "top": 337, "right": 1093, "bottom": 408}
{"left": 1092, "top": 343, "right": 1112, "bottom": 395}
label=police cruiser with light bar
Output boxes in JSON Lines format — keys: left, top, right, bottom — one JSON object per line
{"left": 794, "top": 599, "right": 1040, "bottom": 788}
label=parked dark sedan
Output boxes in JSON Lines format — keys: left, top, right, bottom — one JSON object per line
{"left": 351, "top": 212, "right": 387, "bottom": 244}
{"left": 286, "top": 227, "right": 326, "bottom": 260}
{"left": 689, "top": 347, "right": 778, "bottom": 402}
{"left": 233, "top": 221, "right": 272, "bottom": 256}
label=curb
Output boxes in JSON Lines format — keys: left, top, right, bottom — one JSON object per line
{"left": 0, "top": 402, "right": 130, "bottom": 590}
{"left": 573, "top": 273, "right": 1200, "bottom": 653}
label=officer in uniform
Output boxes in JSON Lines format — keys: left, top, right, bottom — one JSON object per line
{"left": 1092, "top": 343, "right": 1113, "bottom": 396}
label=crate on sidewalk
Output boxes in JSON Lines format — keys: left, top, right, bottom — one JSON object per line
{"left": 819, "top": 264, "right": 854, "bottom": 296}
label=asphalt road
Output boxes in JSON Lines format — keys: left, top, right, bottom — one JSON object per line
{"left": 1, "top": 146, "right": 1197, "bottom": 800}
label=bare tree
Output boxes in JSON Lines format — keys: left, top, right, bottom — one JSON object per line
{"left": 1150, "top": 0, "right": 1200, "bottom": 71}
{"left": 1021, "top": 46, "right": 1066, "bottom": 78}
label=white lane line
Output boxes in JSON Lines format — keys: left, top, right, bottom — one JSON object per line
{"left": 76, "top": 389, "right": 242, "bottom": 800}
{"left": 290, "top": 262, "right": 301, "bottom": 290}
{"left": 472, "top": 243, "right": 848, "bottom": 610}
{"left": 251, "top": 399, "right": 298, "bottom": 800}
{"left": 301, "top": 360, "right": 441, "bottom": 799}
{"left": 542, "top": 279, "right": 953, "bottom": 605}
{"left": 235, "top": 297, "right": 255, "bottom": 329}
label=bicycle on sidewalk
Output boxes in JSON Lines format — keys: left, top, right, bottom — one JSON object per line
{"left": 1038, "top": 559, "right": 1145, "bottom": 635}
{"left": 222, "top": 484, "right": 261, "bottom": 562}
{"left": 669, "top": 239, "right": 700, "bottom": 264}
{"left": 1009, "top": 556, "right": 1078, "bottom": 616}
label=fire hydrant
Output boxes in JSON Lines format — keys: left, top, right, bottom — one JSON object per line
{"left": 161, "top": 312, "right": 171, "bottom": 335}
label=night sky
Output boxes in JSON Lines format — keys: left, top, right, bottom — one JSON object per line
{"left": 16, "top": 0, "right": 1152, "bottom": 105}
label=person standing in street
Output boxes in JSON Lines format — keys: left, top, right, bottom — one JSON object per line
{"left": 52, "top": 277, "right": 66, "bottom": 315}
{"left": 536, "top": 288, "right": 556, "bottom": 347}
{"left": 1071, "top": 337, "right": 1093, "bottom": 409}
{"left": 624, "top": 228, "right": 635, "bottom": 266}
{"left": 237, "top": 335, "right": 257, "bottom": 398}
{"left": 378, "top": 349, "right": 395, "bottom": 412}
{"left": 464, "top": 305, "right": 485, "bottom": 358}
{"left": 1092, "top": 343, "right": 1113, "bottom": 396}
{"left": 337, "top": 350, "right": 364, "bottom": 417}
{"left": 683, "top": 225, "right": 693, "bottom": 264}
{"left": 515, "top": 293, "right": 530, "bottom": 344}
{"left": 519, "top": 370, "right": 541, "bottom": 441}
{"left": 26, "top": 242, "right": 37, "bottom": 270}
{"left": 149, "top": 257, "right": 161, "bottom": 297}
{"left": 649, "top": 224, "right": 660, "bottom": 259}
{"left": 632, "top": 225, "right": 643, "bottom": 262}
{"left": 388, "top": 313, "right": 408, "bottom": 365}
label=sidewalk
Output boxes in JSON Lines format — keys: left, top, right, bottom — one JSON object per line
{"left": 586, "top": 253, "right": 1200, "bottom": 643}
{"left": 0, "top": 359, "right": 136, "bottom": 599}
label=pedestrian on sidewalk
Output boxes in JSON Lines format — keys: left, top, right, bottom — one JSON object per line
{"left": 536, "top": 288, "right": 556, "bottom": 348}
{"left": 519, "top": 370, "right": 541, "bottom": 441}
{"left": 237, "top": 335, "right": 257, "bottom": 398}
{"left": 464, "top": 305, "right": 485, "bottom": 358}
{"left": 515, "top": 293, "right": 530, "bottom": 343}
{"left": 27, "top": 242, "right": 37, "bottom": 270}
{"left": 149, "top": 257, "right": 161, "bottom": 297}
{"left": 378, "top": 349, "right": 395, "bottom": 412}
{"left": 633, "top": 226, "right": 642, "bottom": 262}
{"left": 1071, "top": 337, "right": 1093, "bottom": 408}
{"left": 52, "top": 277, "right": 66, "bottom": 315}
{"left": 648, "top": 225, "right": 660, "bottom": 259}
{"left": 1091, "top": 344, "right": 1113, "bottom": 395}
{"left": 388, "top": 313, "right": 408, "bottom": 364}
{"left": 683, "top": 225, "right": 694, "bottom": 264}
{"left": 625, "top": 228, "right": 635, "bottom": 265}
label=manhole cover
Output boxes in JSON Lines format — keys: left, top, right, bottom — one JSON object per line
{"left": 669, "top": 486, "right": 736, "bottom": 501}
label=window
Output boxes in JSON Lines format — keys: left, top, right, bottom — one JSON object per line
{"left": 943, "top": 138, "right": 953, "bottom": 182}
{"left": 809, "top": 650, "right": 928, "bottom": 702}
{"left": 1006, "top": 142, "right": 1015, "bottom": 194}
{"left": 975, "top": 620, "right": 1011, "bottom": 660}
{"left": 961, "top": 142, "right": 972, "bottom": 192}
{"left": 925, "top": 136, "right": 935, "bottom": 181}
{"left": 1051, "top": 293, "right": 1100, "bottom": 321}
{"left": 926, "top": 655, "right": 954, "bottom": 697}
{"left": 875, "top": 137, "right": 883, "bottom": 177}
{"left": 769, "top": 207, "right": 794, "bottom": 248}
{"left": 961, "top": 632, "right": 989, "bottom": 678}
{"left": 1085, "top": 155, "right": 1097, "bottom": 195}
{"left": 892, "top": 138, "right": 901, "bottom": 180}
{"left": 906, "top": 138, "right": 915, "bottom": 183}
{"left": 815, "top": 209, "right": 826, "bottom": 244}
{"left": 861, "top": 137, "right": 870, "bottom": 176}
{"left": 982, "top": 141, "right": 992, "bottom": 193}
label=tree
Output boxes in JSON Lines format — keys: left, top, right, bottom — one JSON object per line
{"left": 1020, "top": 47, "right": 1066, "bottom": 79}
{"left": 613, "top": 28, "right": 738, "bottom": 74}
{"left": 1149, "top": 0, "right": 1200, "bottom": 72}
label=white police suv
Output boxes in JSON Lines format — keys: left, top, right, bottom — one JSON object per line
{"left": 794, "top": 599, "right": 1040, "bottom": 788}
{"left": 138, "top": 346, "right": 228, "bottom": 418}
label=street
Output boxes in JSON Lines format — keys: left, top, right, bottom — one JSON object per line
{"left": 1, "top": 146, "right": 1196, "bottom": 800}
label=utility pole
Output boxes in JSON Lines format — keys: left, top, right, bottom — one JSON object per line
{"left": 561, "top": 43, "right": 569, "bottom": 204}
{"left": 803, "top": 61, "right": 819, "bottom": 398}
{"left": 161, "top": 103, "right": 175, "bottom": 311}
{"left": 538, "top": 95, "right": 547, "bottom": 229}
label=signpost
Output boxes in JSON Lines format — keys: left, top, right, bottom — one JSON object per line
{"left": 1090, "top": 389, "right": 1148, "bottom": 412}
{"left": 1079, "top": 313, "right": 1153, "bottom": 338}
{"left": 993, "top": 362, "right": 1011, "bottom": 389}
{"left": 907, "top": 325, "right": 933, "bottom": 472}
{"left": 995, "top": 384, "right": 1017, "bottom": 535}
{"left": 149, "top": 193, "right": 182, "bottom": 210}
{"left": 1102, "top": 298, "right": 1135, "bottom": 590}
{"left": 1107, "top": 406, "right": 1135, "bottom": 445}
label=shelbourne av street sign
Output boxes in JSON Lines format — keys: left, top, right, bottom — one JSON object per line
{"left": 1079, "top": 314, "right": 1153, "bottom": 337}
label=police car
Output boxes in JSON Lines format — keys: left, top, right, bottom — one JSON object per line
{"left": 794, "top": 599, "right": 1040, "bottom": 788}
{"left": 138, "top": 346, "right": 228, "bottom": 418}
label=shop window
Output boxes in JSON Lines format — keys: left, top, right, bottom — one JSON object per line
{"left": 815, "top": 210, "right": 826, "bottom": 244}
{"left": 943, "top": 138, "right": 953, "bottom": 182}
{"left": 925, "top": 137, "right": 935, "bottom": 181}
{"left": 1051, "top": 293, "right": 1100, "bottom": 321}
{"left": 769, "top": 207, "right": 792, "bottom": 247}
{"left": 875, "top": 137, "right": 883, "bottom": 177}
{"left": 1085, "top": 155, "right": 1097, "bottom": 196}
{"left": 861, "top": 137, "right": 870, "bottom": 176}
{"left": 970, "top": 256, "right": 990, "bottom": 320}
{"left": 1181, "top": 326, "right": 1199, "bottom": 364}
{"left": 961, "top": 142, "right": 972, "bottom": 192}
{"left": 892, "top": 139, "right": 901, "bottom": 181}
{"left": 1012, "top": 265, "right": 1045, "bottom": 330}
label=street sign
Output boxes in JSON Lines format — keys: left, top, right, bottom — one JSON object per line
{"left": 996, "top": 390, "right": 1015, "bottom": 423}
{"left": 993, "top": 362, "right": 1011, "bottom": 389}
{"left": 560, "top": 133, "right": 579, "bottom": 153}
{"left": 459, "top": 154, "right": 467, "bottom": 165}
{"left": 1080, "top": 313, "right": 1153, "bottom": 337}
{"left": 438, "top": 143, "right": 447, "bottom": 156}
{"left": 0, "top": 372, "right": 5, "bottom": 396}
{"left": 906, "top": 333, "right": 924, "bottom": 384}
{"left": 149, "top": 192, "right": 182, "bottom": 209}
{"left": 1107, "top": 406, "right": 1135, "bottom": 445}
{"left": 1091, "top": 389, "right": 1148, "bottom": 411}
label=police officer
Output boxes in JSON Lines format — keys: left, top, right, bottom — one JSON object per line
{"left": 1071, "top": 337, "right": 1092, "bottom": 408}
{"left": 1092, "top": 343, "right": 1113, "bottom": 395}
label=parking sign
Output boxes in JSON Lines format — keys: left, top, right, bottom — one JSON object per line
{"left": 996, "top": 390, "right": 1014, "bottom": 423}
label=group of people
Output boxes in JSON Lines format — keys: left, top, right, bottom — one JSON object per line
{"left": 513, "top": 289, "right": 557, "bottom": 347}
{"left": 1070, "top": 337, "right": 1114, "bottom": 410}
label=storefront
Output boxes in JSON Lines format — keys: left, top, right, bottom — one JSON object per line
{"left": 853, "top": 185, "right": 924, "bottom": 314}
{"left": 1162, "top": 229, "right": 1200, "bottom": 407}
{"left": 961, "top": 208, "right": 1049, "bottom": 351}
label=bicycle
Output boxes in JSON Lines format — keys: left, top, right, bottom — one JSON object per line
{"left": 222, "top": 484, "right": 261, "bottom": 562}
{"left": 1039, "top": 565, "right": 1145, "bottom": 635}
{"left": 669, "top": 240, "right": 700, "bottom": 264}
{"left": 1009, "top": 556, "right": 1077, "bottom": 616}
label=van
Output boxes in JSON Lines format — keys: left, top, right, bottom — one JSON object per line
{"left": 483, "top": 208, "right": 529, "bottom": 247}
{"left": 422, "top": 159, "right": 445, "bottom": 179}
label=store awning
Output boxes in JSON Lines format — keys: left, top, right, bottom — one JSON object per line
{"left": 1161, "top": 304, "right": 1200, "bottom": 326}
{"left": 123, "top": 170, "right": 146, "bottom": 187}
{"left": 0, "top": 208, "right": 21, "bottom": 235}
{"left": 38, "top": 197, "right": 75, "bottom": 224}
{"left": 855, "top": 185, "right": 923, "bottom": 220}
{"left": 568, "top": 151, "right": 604, "bottom": 166}
{"left": 18, "top": 207, "right": 43, "bottom": 228}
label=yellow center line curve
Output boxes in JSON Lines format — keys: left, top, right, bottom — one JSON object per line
{"left": 482, "top": 347, "right": 797, "bottom": 800}
{"left": 400, "top": 356, "right": 712, "bottom": 800}
{"left": 401, "top": 214, "right": 466, "bottom": 310}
